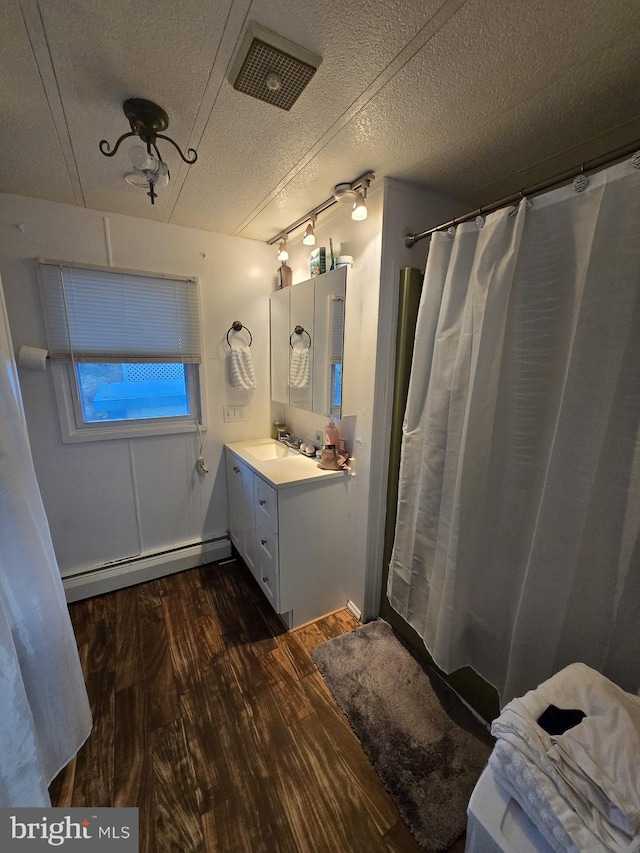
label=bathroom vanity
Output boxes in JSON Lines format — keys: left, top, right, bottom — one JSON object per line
{"left": 225, "top": 438, "right": 349, "bottom": 628}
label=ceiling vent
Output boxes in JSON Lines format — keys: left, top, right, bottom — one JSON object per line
{"left": 228, "top": 23, "right": 322, "bottom": 111}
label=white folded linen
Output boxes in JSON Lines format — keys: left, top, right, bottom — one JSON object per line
{"left": 489, "top": 740, "right": 580, "bottom": 853}
{"left": 493, "top": 663, "right": 640, "bottom": 838}
{"left": 229, "top": 346, "right": 256, "bottom": 390}
{"left": 490, "top": 727, "right": 636, "bottom": 851}
{"left": 492, "top": 664, "right": 640, "bottom": 851}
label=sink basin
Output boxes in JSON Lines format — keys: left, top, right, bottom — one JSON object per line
{"left": 244, "top": 441, "right": 299, "bottom": 460}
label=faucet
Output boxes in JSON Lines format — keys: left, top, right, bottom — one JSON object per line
{"left": 281, "top": 435, "right": 302, "bottom": 450}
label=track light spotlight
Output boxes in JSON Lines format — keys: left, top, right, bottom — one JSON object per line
{"left": 302, "top": 217, "right": 316, "bottom": 246}
{"left": 277, "top": 239, "right": 289, "bottom": 261}
{"left": 351, "top": 176, "right": 370, "bottom": 221}
{"left": 351, "top": 190, "right": 367, "bottom": 221}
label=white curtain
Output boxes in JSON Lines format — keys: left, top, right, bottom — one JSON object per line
{"left": 0, "top": 349, "right": 92, "bottom": 806}
{"left": 389, "top": 158, "right": 640, "bottom": 704}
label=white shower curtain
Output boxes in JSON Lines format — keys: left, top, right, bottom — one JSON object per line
{"left": 0, "top": 349, "right": 92, "bottom": 805}
{"left": 389, "top": 157, "right": 640, "bottom": 704}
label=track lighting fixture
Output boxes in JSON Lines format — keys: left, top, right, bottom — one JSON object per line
{"left": 267, "top": 171, "right": 375, "bottom": 249}
{"left": 277, "top": 238, "right": 289, "bottom": 261}
{"left": 302, "top": 217, "right": 316, "bottom": 246}
{"left": 99, "top": 98, "right": 197, "bottom": 205}
{"left": 334, "top": 175, "right": 370, "bottom": 220}
{"left": 352, "top": 190, "right": 367, "bottom": 221}
{"left": 351, "top": 176, "right": 370, "bottom": 221}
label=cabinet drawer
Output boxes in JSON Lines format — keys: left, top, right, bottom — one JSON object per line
{"left": 256, "top": 515, "right": 279, "bottom": 571}
{"left": 255, "top": 517, "right": 280, "bottom": 610}
{"left": 254, "top": 477, "right": 278, "bottom": 531}
{"left": 256, "top": 551, "right": 280, "bottom": 611}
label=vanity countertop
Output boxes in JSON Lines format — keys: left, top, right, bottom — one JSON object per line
{"left": 225, "top": 438, "right": 347, "bottom": 489}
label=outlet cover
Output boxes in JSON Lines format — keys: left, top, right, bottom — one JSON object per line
{"left": 315, "top": 429, "right": 324, "bottom": 445}
{"left": 223, "top": 405, "right": 247, "bottom": 422}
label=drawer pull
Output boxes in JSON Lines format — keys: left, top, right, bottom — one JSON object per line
{"left": 259, "top": 499, "right": 266, "bottom": 505}
{"left": 261, "top": 538, "right": 267, "bottom": 545}
{"left": 262, "top": 576, "right": 268, "bottom": 583}
{"left": 233, "top": 466, "right": 240, "bottom": 473}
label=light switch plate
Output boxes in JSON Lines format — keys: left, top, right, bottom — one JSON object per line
{"left": 315, "top": 429, "right": 324, "bottom": 446}
{"left": 224, "top": 405, "right": 247, "bottom": 422}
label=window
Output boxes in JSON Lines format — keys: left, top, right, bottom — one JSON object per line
{"left": 38, "top": 261, "right": 204, "bottom": 442}
{"left": 75, "top": 362, "right": 191, "bottom": 422}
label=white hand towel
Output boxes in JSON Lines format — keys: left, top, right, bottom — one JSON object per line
{"left": 289, "top": 347, "right": 310, "bottom": 389}
{"left": 229, "top": 346, "right": 256, "bottom": 390}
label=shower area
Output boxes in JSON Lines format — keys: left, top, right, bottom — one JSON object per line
{"left": 381, "top": 148, "right": 640, "bottom": 719}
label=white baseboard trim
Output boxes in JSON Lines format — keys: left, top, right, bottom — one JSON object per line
{"left": 62, "top": 538, "right": 232, "bottom": 603}
{"left": 346, "top": 599, "right": 362, "bottom": 621}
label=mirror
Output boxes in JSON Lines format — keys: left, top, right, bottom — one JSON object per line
{"left": 312, "top": 268, "right": 346, "bottom": 418}
{"left": 270, "top": 267, "right": 347, "bottom": 418}
{"left": 270, "top": 287, "right": 289, "bottom": 405}
{"left": 289, "top": 278, "right": 314, "bottom": 411}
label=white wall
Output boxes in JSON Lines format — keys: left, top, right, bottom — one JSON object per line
{"left": 281, "top": 184, "right": 382, "bottom": 617}
{"left": 282, "top": 179, "right": 465, "bottom": 618}
{"left": 282, "top": 184, "right": 383, "bottom": 430}
{"left": 0, "top": 193, "right": 274, "bottom": 580}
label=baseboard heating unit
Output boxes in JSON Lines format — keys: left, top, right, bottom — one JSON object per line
{"left": 62, "top": 537, "right": 231, "bottom": 602}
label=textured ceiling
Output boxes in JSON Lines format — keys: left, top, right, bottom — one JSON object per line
{"left": 2, "top": 0, "right": 639, "bottom": 242}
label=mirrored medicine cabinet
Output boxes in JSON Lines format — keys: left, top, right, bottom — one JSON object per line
{"left": 270, "top": 266, "right": 346, "bottom": 419}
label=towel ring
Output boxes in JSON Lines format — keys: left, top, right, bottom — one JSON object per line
{"left": 226, "top": 320, "right": 253, "bottom": 347}
{"left": 290, "top": 325, "right": 312, "bottom": 349}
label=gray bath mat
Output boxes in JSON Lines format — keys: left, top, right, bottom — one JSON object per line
{"left": 312, "top": 619, "right": 493, "bottom": 851}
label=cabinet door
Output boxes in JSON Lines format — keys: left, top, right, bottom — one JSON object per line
{"left": 313, "top": 267, "right": 346, "bottom": 418}
{"left": 255, "top": 514, "right": 280, "bottom": 611}
{"left": 270, "top": 288, "right": 290, "bottom": 404}
{"left": 226, "top": 453, "right": 243, "bottom": 551}
{"left": 254, "top": 477, "right": 278, "bottom": 531}
{"left": 289, "top": 278, "right": 314, "bottom": 411}
{"left": 226, "top": 452, "right": 256, "bottom": 575}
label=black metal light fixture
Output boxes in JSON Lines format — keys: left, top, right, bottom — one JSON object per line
{"left": 99, "top": 98, "right": 197, "bottom": 205}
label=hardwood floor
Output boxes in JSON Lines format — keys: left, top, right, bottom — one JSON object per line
{"left": 51, "top": 559, "right": 466, "bottom": 852}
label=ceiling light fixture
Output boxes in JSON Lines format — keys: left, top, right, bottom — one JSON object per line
{"left": 267, "top": 171, "right": 375, "bottom": 248}
{"left": 352, "top": 190, "right": 367, "bottom": 221}
{"left": 302, "top": 216, "right": 316, "bottom": 246}
{"left": 333, "top": 174, "right": 371, "bottom": 220}
{"left": 277, "top": 238, "right": 289, "bottom": 261}
{"left": 99, "top": 98, "right": 197, "bottom": 205}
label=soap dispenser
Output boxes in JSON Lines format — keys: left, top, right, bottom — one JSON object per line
{"left": 323, "top": 420, "right": 340, "bottom": 449}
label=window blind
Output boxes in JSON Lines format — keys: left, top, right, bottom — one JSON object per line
{"left": 37, "top": 262, "right": 201, "bottom": 363}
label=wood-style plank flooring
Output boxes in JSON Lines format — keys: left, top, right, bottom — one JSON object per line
{"left": 50, "top": 559, "right": 466, "bottom": 852}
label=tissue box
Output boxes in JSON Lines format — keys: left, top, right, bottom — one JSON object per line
{"left": 310, "top": 247, "right": 326, "bottom": 276}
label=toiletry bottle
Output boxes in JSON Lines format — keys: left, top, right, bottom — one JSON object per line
{"left": 277, "top": 261, "right": 292, "bottom": 289}
{"left": 323, "top": 420, "right": 340, "bottom": 448}
{"left": 272, "top": 418, "right": 285, "bottom": 439}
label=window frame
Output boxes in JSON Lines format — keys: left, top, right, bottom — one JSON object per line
{"left": 52, "top": 361, "right": 207, "bottom": 443}
{"left": 38, "top": 259, "right": 207, "bottom": 444}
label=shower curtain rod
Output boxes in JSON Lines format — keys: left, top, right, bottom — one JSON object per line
{"left": 404, "top": 139, "right": 640, "bottom": 248}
